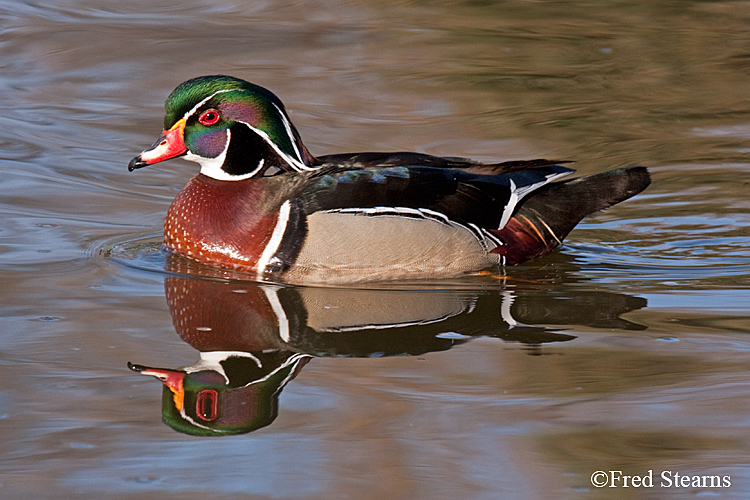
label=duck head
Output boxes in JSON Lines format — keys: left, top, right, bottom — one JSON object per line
{"left": 128, "top": 75, "right": 317, "bottom": 180}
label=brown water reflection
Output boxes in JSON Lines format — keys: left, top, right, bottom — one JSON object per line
{"left": 127, "top": 261, "right": 648, "bottom": 435}
{"left": 3, "top": 0, "right": 750, "bottom": 498}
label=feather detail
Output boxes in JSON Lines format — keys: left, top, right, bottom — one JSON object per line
{"left": 491, "top": 166, "right": 651, "bottom": 265}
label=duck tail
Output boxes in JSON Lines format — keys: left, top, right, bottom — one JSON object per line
{"left": 490, "top": 166, "right": 651, "bottom": 265}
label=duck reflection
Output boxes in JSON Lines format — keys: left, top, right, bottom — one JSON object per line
{"left": 129, "top": 351, "right": 308, "bottom": 437}
{"left": 130, "top": 266, "right": 646, "bottom": 436}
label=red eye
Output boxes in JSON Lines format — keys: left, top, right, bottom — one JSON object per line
{"left": 198, "top": 109, "right": 220, "bottom": 126}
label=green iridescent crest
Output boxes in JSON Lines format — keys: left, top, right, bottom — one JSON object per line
{"left": 164, "top": 75, "right": 281, "bottom": 127}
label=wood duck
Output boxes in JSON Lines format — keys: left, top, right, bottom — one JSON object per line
{"left": 129, "top": 75, "right": 651, "bottom": 283}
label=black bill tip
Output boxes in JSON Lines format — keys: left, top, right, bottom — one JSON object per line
{"left": 127, "top": 361, "right": 146, "bottom": 372}
{"left": 128, "top": 156, "right": 148, "bottom": 172}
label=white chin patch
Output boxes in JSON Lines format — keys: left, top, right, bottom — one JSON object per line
{"left": 188, "top": 129, "right": 261, "bottom": 181}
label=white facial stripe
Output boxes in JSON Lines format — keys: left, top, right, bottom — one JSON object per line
{"left": 182, "top": 88, "right": 248, "bottom": 123}
{"left": 190, "top": 129, "right": 238, "bottom": 180}
{"left": 191, "top": 129, "right": 265, "bottom": 181}
{"left": 271, "top": 102, "right": 302, "bottom": 163}
{"left": 256, "top": 200, "right": 292, "bottom": 279}
{"left": 177, "top": 411, "right": 220, "bottom": 432}
{"left": 270, "top": 102, "right": 317, "bottom": 171}
{"left": 237, "top": 119, "right": 309, "bottom": 172}
{"left": 186, "top": 351, "right": 263, "bottom": 383}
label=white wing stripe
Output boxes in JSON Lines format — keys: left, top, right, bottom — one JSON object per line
{"left": 319, "top": 206, "right": 503, "bottom": 250}
{"left": 496, "top": 170, "right": 571, "bottom": 230}
{"left": 497, "top": 179, "right": 519, "bottom": 230}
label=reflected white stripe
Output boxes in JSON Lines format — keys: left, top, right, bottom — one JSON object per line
{"left": 262, "top": 286, "right": 290, "bottom": 342}
{"left": 501, "top": 290, "right": 517, "bottom": 328}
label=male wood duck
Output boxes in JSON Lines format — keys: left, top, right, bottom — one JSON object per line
{"left": 129, "top": 75, "right": 650, "bottom": 283}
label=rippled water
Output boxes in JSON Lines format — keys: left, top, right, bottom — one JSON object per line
{"left": 3, "top": 1, "right": 750, "bottom": 498}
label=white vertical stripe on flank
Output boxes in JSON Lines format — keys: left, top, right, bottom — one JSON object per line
{"left": 256, "top": 200, "right": 291, "bottom": 279}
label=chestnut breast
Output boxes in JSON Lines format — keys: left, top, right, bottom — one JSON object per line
{"left": 164, "top": 174, "right": 282, "bottom": 272}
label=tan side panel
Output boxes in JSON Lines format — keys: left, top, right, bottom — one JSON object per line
{"left": 285, "top": 212, "right": 501, "bottom": 282}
